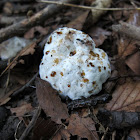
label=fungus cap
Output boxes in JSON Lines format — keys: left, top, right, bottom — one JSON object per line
{"left": 39, "top": 27, "right": 111, "bottom": 100}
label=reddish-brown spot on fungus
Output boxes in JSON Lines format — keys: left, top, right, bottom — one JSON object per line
{"left": 70, "top": 50, "right": 76, "bottom": 56}
{"left": 85, "top": 40, "right": 92, "bottom": 46}
{"left": 102, "top": 52, "right": 106, "bottom": 59}
{"left": 47, "top": 36, "right": 52, "bottom": 44}
{"left": 81, "top": 71, "right": 85, "bottom": 77}
{"left": 83, "top": 79, "right": 89, "bottom": 83}
{"left": 89, "top": 62, "right": 95, "bottom": 67}
{"left": 68, "top": 84, "right": 71, "bottom": 87}
{"left": 90, "top": 51, "right": 96, "bottom": 57}
{"left": 60, "top": 72, "right": 63, "bottom": 76}
{"left": 51, "top": 71, "right": 56, "bottom": 77}
{"left": 57, "top": 31, "right": 62, "bottom": 34}
{"left": 92, "top": 81, "right": 96, "bottom": 86}
{"left": 88, "top": 90, "right": 93, "bottom": 94}
{"left": 54, "top": 58, "right": 59, "bottom": 64}
{"left": 98, "top": 66, "right": 101, "bottom": 72}
{"left": 46, "top": 51, "right": 50, "bottom": 55}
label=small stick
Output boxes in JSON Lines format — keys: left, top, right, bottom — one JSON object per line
{"left": 112, "top": 22, "right": 140, "bottom": 41}
{"left": 0, "top": 0, "right": 75, "bottom": 43}
{"left": 0, "top": 41, "right": 37, "bottom": 77}
{"left": 38, "top": 0, "right": 140, "bottom": 11}
{"left": 109, "top": 74, "right": 140, "bottom": 81}
{"left": 14, "top": 120, "right": 23, "bottom": 140}
{"left": 12, "top": 72, "right": 39, "bottom": 97}
{"left": 19, "top": 106, "right": 41, "bottom": 140}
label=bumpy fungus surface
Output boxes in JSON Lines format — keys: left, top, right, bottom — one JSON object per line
{"left": 39, "top": 27, "right": 111, "bottom": 100}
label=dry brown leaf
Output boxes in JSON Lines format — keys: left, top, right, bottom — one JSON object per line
{"left": 24, "top": 26, "right": 48, "bottom": 39}
{"left": 67, "top": 114, "right": 99, "bottom": 140}
{"left": 116, "top": 11, "right": 140, "bottom": 74}
{"left": 0, "top": 85, "right": 21, "bottom": 105}
{"left": 88, "top": 26, "right": 111, "bottom": 47}
{"left": 129, "top": 128, "right": 140, "bottom": 140}
{"left": 125, "top": 51, "right": 140, "bottom": 75}
{"left": 83, "top": 0, "right": 111, "bottom": 29}
{"left": 52, "top": 128, "right": 70, "bottom": 140}
{"left": 36, "top": 78, "right": 69, "bottom": 124}
{"left": 32, "top": 117, "right": 58, "bottom": 140}
{"left": 106, "top": 80, "right": 140, "bottom": 112}
{"left": 67, "top": 11, "right": 89, "bottom": 30}
{"left": 10, "top": 103, "right": 33, "bottom": 117}
{"left": 117, "top": 38, "right": 137, "bottom": 58}
{"left": 21, "top": 42, "right": 36, "bottom": 56}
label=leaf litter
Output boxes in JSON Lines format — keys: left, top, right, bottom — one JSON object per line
{"left": 0, "top": 0, "right": 140, "bottom": 139}
{"left": 36, "top": 78, "right": 69, "bottom": 124}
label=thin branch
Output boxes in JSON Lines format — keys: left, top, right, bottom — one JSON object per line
{"left": 38, "top": 0, "right": 140, "bottom": 11}
{"left": 14, "top": 120, "right": 23, "bottom": 140}
{"left": 19, "top": 106, "right": 41, "bottom": 140}
{"left": 109, "top": 74, "right": 140, "bottom": 81}
{"left": 0, "top": 0, "right": 75, "bottom": 44}
{"left": 0, "top": 41, "right": 37, "bottom": 77}
{"left": 12, "top": 71, "right": 39, "bottom": 97}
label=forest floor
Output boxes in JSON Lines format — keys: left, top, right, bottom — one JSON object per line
{"left": 0, "top": 0, "right": 140, "bottom": 140}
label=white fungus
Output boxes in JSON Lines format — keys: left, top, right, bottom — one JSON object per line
{"left": 39, "top": 27, "right": 111, "bottom": 100}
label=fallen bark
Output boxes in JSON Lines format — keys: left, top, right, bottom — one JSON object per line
{"left": 0, "top": 16, "right": 25, "bottom": 26}
{"left": 0, "top": 0, "right": 76, "bottom": 44}
{"left": 67, "top": 93, "right": 111, "bottom": 109}
{"left": 98, "top": 108, "right": 140, "bottom": 129}
{"left": 112, "top": 22, "right": 140, "bottom": 41}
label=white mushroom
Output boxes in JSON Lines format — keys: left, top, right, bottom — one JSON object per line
{"left": 39, "top": 27, "right": 111, "bottom": 100}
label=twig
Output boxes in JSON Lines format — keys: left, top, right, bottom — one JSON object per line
{"left": 112, "top": 130, "right": 116, "bottom": 140}
{"left": 19, "top": 106, "right": 41, "bottom": 140}
{"left": 14, "top": 120, "right": 23, "bottom": 140}
{"left": 101, "top": 127, "right": 109, "bottom": 140}
{"left": 12, "top": 72, "right": 39, "bottom": 97}
{"left": 0, "top": 16, "right": 25, "bottom": 25}
{"left": 108, "top": 74, "right": 140, "bottom": 81}
{"left": 0, "top": 41, "right": 37, "bottom": 77}
{"left": 112, "top": 22, "right": 140, "bottom": 41}
{"left": 0, "top": 0, "right": 75, "bottom": 44}
{"left": 38, "top": 0, "right": 140, "bottom": 11}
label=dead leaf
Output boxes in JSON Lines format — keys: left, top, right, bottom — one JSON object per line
{"left": 117, "top": 38, "right": 137, "bottom": 58}
{"left": 24, "top": 26, "right": 48, "bottom": 39}
{"left": 106, "top": 80, "right": 140, "bottom": 112}
{"left": 83, "top": 0, "right": 112, "bottom": 29}
{"left": 52, "top": 128, "right": 70, "bottom": 140}
{"left": 129, "top": 128, "right": 140, "bottom": 140}
{"left": 21, "top": 42, "right": 36, "bottom": 56}
{"left": 32, "top": 117, "right": 58, "bottom": 140}
{"left": 125, "top": 51, "right": 140, "bottom": 75}
{"left": 67, "top": 11, "right": 89, "bottom": 30}
{"left": 116, "top": 10, "right": 140, "bottom": 75}
{"left": 36, "top": 78, "right": 69, "bottom": 124}
{"left": 67, "top": 114, "right": 99, "bottom": 140}
{"left": 10, "top": 103, "right": 33, "bottom": 117}
{"left": 0, "top": 85, "right": 21, "bottom": 105}
{"left": 88, "top": 27, "right": 111, "bottom": 47}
